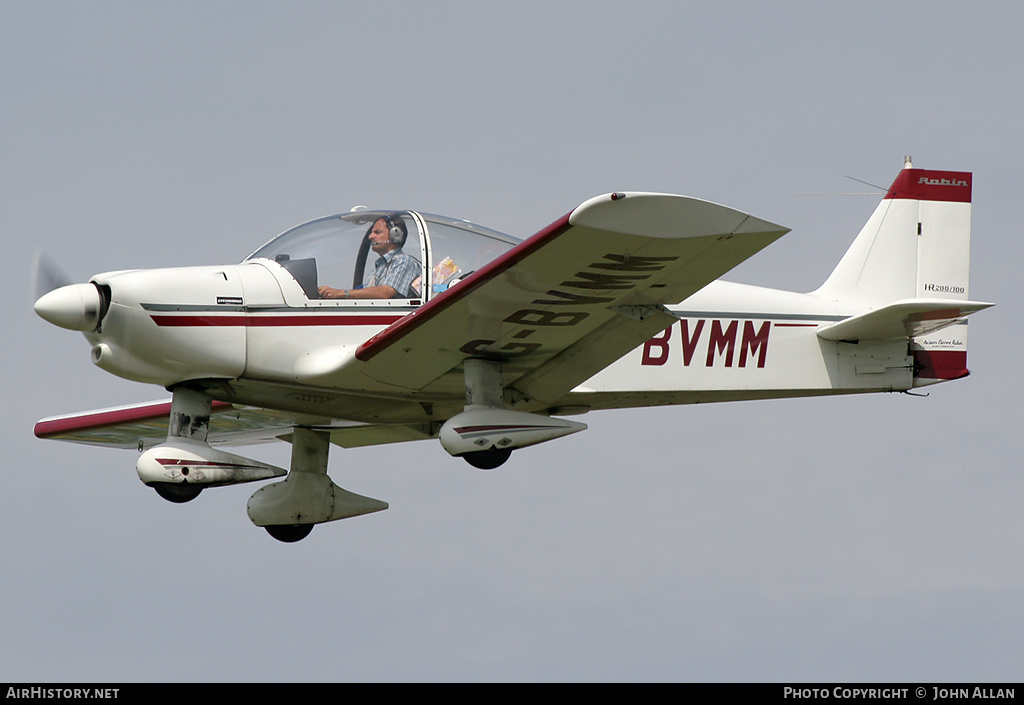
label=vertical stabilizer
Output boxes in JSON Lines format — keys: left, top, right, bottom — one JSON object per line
{"left": 813, "top": 159, "right": 972, "bottom": 307}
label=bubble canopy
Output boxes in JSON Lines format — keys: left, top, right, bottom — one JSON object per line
{"left": 245, "top": 210, "right": 520, "bottom": 301}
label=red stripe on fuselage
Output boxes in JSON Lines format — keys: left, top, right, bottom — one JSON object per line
{"left": 150, "top": 314, "right": 405, "bottom": 327}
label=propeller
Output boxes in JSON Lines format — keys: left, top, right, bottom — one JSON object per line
{"left": 31, "top": 249, "right": 74, "bottom": 302}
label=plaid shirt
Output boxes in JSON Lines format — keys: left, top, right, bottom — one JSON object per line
{"left": 370, "top": 249, "right": 420, "bottom": 298}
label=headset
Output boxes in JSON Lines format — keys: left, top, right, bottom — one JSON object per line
{"left": 381, "top": 213, "right": 407, "bottom": 246}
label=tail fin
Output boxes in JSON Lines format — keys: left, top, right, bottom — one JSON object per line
{"left": 813, "top": 157, "right": 992, "bottom": 385}
{"left": 814, "top": 157, "right": 973, "bottom": 307}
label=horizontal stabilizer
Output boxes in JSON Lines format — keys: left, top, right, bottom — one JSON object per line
{"left": 816, "top": 298, "right": 993, "bottom": 342}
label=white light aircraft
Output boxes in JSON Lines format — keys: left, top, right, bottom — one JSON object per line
{"left": 34, "top": 158, "right": 992, "bottom": 541}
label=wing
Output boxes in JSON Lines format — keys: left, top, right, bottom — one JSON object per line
{"left": 34, "top": 399, "right": 434, "bottom": 450}
{"left": 353, "top": 192, "right": 788, "bottom": 405}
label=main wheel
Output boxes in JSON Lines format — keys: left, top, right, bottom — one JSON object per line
{"left": 265, "top": 524, "right": 315, "bottom": 543}
{"left": 152, "top": 482, "right": 203, "bottom": 503}
{"left": 462, "top": 447, "right": 512, "bottom": 470}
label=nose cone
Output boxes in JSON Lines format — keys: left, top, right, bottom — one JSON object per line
{"left": 34, "top": 283, "right": 104, "bottom": 331}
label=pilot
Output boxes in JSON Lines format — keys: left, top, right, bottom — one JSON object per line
{"left": 318, "top": 215, "right": 420, "bottom": 299}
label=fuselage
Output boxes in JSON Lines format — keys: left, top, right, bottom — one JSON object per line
{"left": 72, "top": 260, "right": 916, "bottom": 422}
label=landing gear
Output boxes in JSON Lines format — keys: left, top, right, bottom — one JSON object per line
{"left": 463, "top": 447, "right": 512, "bottom": 470}
{"left": 138, "top": 385, "right": 285, "bottom": 506}
{"left": 151, "top": 481, "right": 204, "bottom": 503}
{"left": 247, "top": 428, "right": 389, "bottom": 541}
{"left": 137, "top": 388, "right": 385, "bottom": 542}
{"left": 142, "top": 386, "right": 213, "bottom": 506}
{"left": 264, "top": 523, "right": 314, "bottom": 543}
{"left": 440, "top": 358, "right": 587, "bottom": 468}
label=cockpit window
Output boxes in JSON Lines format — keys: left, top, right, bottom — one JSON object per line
{"left": 245, "top": 211, "right": 423, "bottom": 300}
{"left": 419, "top": 214, "right": 519, "bottom": 295}
{"left": 245, "top": 210, "right": 521, "bottom": 303}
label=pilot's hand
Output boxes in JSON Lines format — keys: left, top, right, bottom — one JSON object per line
{"left": 318, "top": 286, "right": 341, "bottom": 299}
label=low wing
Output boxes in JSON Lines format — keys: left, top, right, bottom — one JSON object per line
{"left": 34, "top": 399, "right": 434, "bottom": 450}
{"left": 353, "top": 192, "right": 788, "bottom": 404}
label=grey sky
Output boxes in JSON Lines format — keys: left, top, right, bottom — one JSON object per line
{"left": 3, "top": 1, "right": 1021, "bottom": 682}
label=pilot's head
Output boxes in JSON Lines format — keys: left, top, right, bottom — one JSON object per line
{"left": 367, "top": 215, "right": 407, "bottom": 255}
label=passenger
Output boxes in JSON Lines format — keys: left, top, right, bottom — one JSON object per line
{"left": 318, "top": 215, "right": 419, "bottom": 299}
